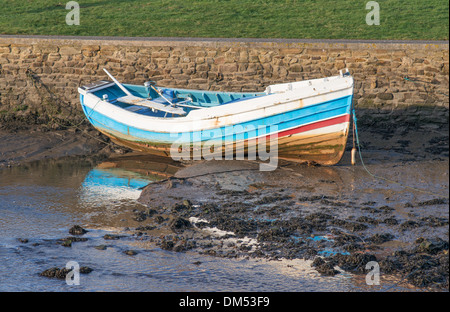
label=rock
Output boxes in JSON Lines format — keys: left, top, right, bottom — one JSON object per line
{"left": 383, "top": 217, "right": 399, "bottom": 226}
{"left": 40, "top": 266, "right": 93, "bottom": 279}
{"left": 368, "top": 233, "right": 395, "bottom": 244}
{"left": 95, "top": 245, "right": 107, "bottom": 250}
{"left": 40, "top": 267, "right": 70, "bottom": 279}
{"left": 420, "top": 216, "right": 449, "bottom": 227}
{"left": 123, "top": 250, "right": 138, "bottom": 256}
{"left": 103, "top": 234, "right": 122, "bottom": 240}
{"left": 60, "top": 239, "right": 72, "bottom": 247}
{"left": 145, "top": 208, "right": 157, "bottom": 216}
{"left": 135, "top": 225, "right": 156, "bottom": 231}
{"left": 312, "top": 257, "right": 339, "bottom": 276}
{"left": 418, "top": 198, "right": 447, "bottom": 206}
{"left": 400, "top": 220, "right": 421, "bottom": 231}
{"left": 58, "top": 236, "right": 88, "bottom": 247}
{"left": 67, "top": 236, "right": 88, "bottom": 242}
{"left": 69, "top": 225, "right": 87, "bottom": 236}
{"left": 79, "top": 266, "right": 93, "bottom": 274}
{"left": 330, "top": 253, "right": 377, "bottom": 273}
{"left": 169, "top": 217, "right": 192, "bottom": 233}
{"left": 415, "top": 237, "right": 449, "bottom": 254}
{"left": 160, "top": 239, "right": 174, "bottom": 250}
{"left": 172, "top": 239, "right": 196, "bottom": 252}
{"left": 171, "top": 202, "right": 188, "bottom": 212}
{"left": 182, "top": 199, "right": 192, "bottom": 209}
{"left": 312, "top": 257, "right": 326, "bottom": 267}
{"left": 133, "top": 210, "right": 147, "bottom": 222}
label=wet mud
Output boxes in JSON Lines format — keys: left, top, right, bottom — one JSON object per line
{"left": 132, "top": 163, "right": 448, "bottom": 290}
{"left": 1, "top": 122, "right": 448, "bottom": 291}
{"left": 0, "top": 127, "right": 129, "bottom": 168}
{"left": 133, "top": 123, "right": 449, "bottom": 291}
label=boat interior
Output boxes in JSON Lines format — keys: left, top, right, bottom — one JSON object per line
{"left": 89, "top": 82, "right": 266, "bottom": 118}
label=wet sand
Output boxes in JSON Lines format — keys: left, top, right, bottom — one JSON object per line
{"left": 1, "top": 121, "right": 448, "bottom": 291}
{"left": 0, "top": 127, "right": 130, "bottom": 168}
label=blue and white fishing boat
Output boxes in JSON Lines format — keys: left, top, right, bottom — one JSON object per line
{"left": 78, "top": 69, "right": 354, "bottom": 165}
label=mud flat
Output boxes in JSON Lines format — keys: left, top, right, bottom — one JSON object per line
{"left": 1, "top": 121, "right": 448, "bottom": 291}
{"left": 0, "top": 127, "right": 126, "bottom": 168}
{"left": 134, "top": 123, "right": 449, "bottom": 291}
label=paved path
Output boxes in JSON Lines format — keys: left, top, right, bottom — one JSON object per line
{"left": 0, "top": 34, "right": 448, "bottom": 45}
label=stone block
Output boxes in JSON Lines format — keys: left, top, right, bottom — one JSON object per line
{"left": 377, "top": 93, "right": 394, "bottom": 100}
{"left": 59, "top": 46, "right": 81, "bottom": 55}
{"left": 219, "top": 63, "right": 238, "bottom": 73}
{"left": 196, "top": 64, "right": 210, "bottom": 72}
{"left": 289, "top": 64, "right": 303, "bottom": 72}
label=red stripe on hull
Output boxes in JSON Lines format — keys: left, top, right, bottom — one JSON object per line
{"left": 276, "top": 114, "right": 350, "bottom": 139}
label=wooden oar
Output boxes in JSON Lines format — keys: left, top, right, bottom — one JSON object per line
{"left": 103, "top": 68, "right": 186, "bottom": 115}
{"left": 105, "top": 68, "right": 176, "bottom": 107}
{"left": 103, "top": 68, "right": 133, "bottom": 96}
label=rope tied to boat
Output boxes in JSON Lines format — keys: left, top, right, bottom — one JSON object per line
{"left": 352, "top": 109, "right": 449, "bottom": 199}
{"left": 25, "top": 68, "right": 112, "bottom": 146}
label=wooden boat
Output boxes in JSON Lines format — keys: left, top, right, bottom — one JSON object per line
{"left": 78, "top": 69, "right": 354, "bottom": 165}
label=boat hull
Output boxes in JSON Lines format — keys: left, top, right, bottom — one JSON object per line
{"left": 104, "top": 129, "right": 349, "bottom": 165}
{"left": 86, "top": 107, "right": 350, "bottom": 165}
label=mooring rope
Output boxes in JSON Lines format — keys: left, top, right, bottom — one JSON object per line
{"left": 352, "top": 109, "right": 449, "bottom": 199}
{"left": 25, "top": 68, "right": 112, "bottom": 146}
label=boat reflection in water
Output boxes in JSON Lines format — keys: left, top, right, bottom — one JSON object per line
{"left": 79, "top": 153, "right": 183, "bottom": 208}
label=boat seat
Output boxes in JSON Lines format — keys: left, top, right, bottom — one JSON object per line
{"left": 116, "top": 95, "right": 186, "bottom": 115}
{"left": 215, "top": 94, "right": 224, "bottom": 104}
{"left": 202, "top": 93, "right": 211, "bottom": 103}
{"left": 125, "top": 105, "right": 147, "bottom": 112}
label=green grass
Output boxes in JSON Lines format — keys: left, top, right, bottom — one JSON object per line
{"left": 0, "top": 0, "right": 448, "bottom": 40}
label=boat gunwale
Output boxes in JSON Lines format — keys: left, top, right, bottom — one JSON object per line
{"left": 79, "top": 75, "right": 353, "bottom": 123}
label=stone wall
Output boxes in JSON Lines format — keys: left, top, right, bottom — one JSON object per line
{"left": 0, "top": 35, "right": 448, "bottom": 128}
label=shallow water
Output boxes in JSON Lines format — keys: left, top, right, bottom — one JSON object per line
{"left": 0, "top": 156, "right": 441, "bottom": 292}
